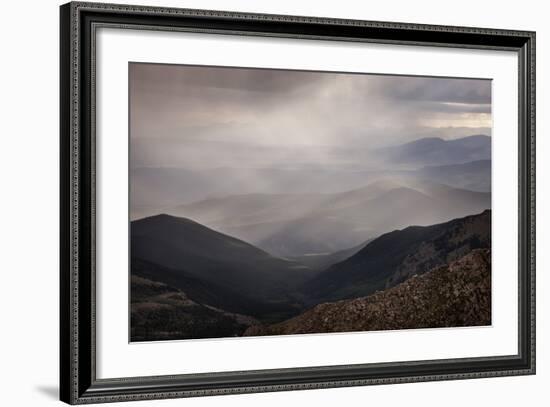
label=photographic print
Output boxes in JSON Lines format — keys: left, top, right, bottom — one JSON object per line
{"left": 129, "top": 63, "right": 492, "bottom": 342}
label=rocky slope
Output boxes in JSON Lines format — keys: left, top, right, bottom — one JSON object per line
{"left": 245, "top": 249, "right": 491, "bottom": 337}
{"left": 304, "top": 210, "right": 490, "bottom": 304}
{"left": 131, "top": 275, "right": 257, "bottom": 341}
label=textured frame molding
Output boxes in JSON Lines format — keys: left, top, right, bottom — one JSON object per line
{"left": 60, "top": 2, "right": 535, "bottom": 404}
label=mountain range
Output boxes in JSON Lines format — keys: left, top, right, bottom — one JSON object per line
{"left": 167, "top": 179, "right": 490, "bottom": 257}
{"left": 130, "top": 134, "right": 492, "bottom": 340}
{"left": 131, "top": 210, "right": 491, "bottom": 338}
{"left": 130, "top": 135, "right": 491, "bottom": 220}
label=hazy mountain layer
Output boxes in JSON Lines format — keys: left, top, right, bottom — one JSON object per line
{"left": 130, "top": 135, "right": 491, "bottom": 220}
{"left": 168, "top": 180, "right": 490, "bottom": 257}
{"left": 288, "top": 240, "right": 372, "bottom": 272}
{"left": 411, "top": 160, "right": 490, "bottom": 192}
{"left": 245, "top": 249, "right": 491, "bottom": 337}
{"left": 131, "top": 167, "right": 388, "bottom": 218}
{"left": 376, "top": 135, "right": 490, "bottom": 167}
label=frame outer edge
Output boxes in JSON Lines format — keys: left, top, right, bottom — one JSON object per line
{"left": 73, "top": 2, "right": 79, "bottom": 400}
{"left": 59, "top": 2, "right": 71, "bottom": 404}
{"left": 70, "top": 1, "right": 534, "bottom": 37}
{"left": 529, "top": 31, "right": 536, "bottom": 374}
{"left": 60, "top": 1, "right": 82, "bottom": 405}
{"left": 60, "top": 2, "right": 80, "bottom": 405}
{"left": 72, "top": 1, "right": 80, "bottom": 402}
{"left": 60, "top": 1, "right": 537, "bottom": 404}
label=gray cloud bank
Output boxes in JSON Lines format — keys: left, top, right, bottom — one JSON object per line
{"left": 130, "top": 63, "right": 491, "bottom": 171}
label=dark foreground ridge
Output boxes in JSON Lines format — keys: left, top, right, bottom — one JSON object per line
{"left": 130, "top": 211, "right": 491, "bottom": 341}
{"left": 131, "top": 275, "right": 257, "bottom": 341}
{"left": 244, "top": 249, "right": 491, "bottom": 336}
{"left": 304, "top": 210, "right": 491, "bottom": 304}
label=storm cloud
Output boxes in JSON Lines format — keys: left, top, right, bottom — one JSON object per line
{"left": 129, "top": 63, "right": 491, "bottom": 171}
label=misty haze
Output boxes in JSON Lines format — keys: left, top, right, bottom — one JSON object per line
{"left": 129, "top": 63, "right": 492, "bottom": 341}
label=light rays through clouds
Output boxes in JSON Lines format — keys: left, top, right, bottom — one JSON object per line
{"left": 129, "top": 63, "right": 491, "bottom": 171}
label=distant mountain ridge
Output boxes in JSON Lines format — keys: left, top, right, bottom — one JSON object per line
{"left": 412, "top": 159, "right": 491, "bottom": 192}
{"left": 377, "top": 135, "right": 490, "bottom": 167}
{"left": 130, "top": 135, "right": 492, "bottom": 219}
{"left": 168, "top": 179, "right": 490, "bottom": 257}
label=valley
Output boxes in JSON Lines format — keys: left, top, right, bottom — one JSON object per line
{"left": 131, "top": 209, "right": 491, "bottom": 341}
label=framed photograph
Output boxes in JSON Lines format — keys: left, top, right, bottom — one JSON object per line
{"left": 60, "top": 1, "right": 535, "bottom": 404}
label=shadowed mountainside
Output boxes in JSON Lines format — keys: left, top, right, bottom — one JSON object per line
{"left": 131, "top": 214, "right": 313, "bottom": 321}
{"left": 130, "top": 211, "right": 492, "bottom": 340}
{"left": 131, "top": 257, "right": 278, "bottom": 318}
{"left": 303, "top": 210, "right": 491, "bottom": 304}
{"left": 245, "top": 249, "right": 491, "bottom": 337}
{"left": 131, "top": 275, "right": 257, "bottom": 341}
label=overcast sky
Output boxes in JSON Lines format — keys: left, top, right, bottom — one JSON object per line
{"left": 129, "top": 63, "right": 491, "bottom": 170}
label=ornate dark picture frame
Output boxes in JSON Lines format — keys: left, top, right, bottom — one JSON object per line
{"left": 60, "top": 1, "right": 536, "bottom": 404}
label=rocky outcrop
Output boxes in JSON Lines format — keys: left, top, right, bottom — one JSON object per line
{"left": 245, "top": 249, "right": 491, "bottom": 337}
